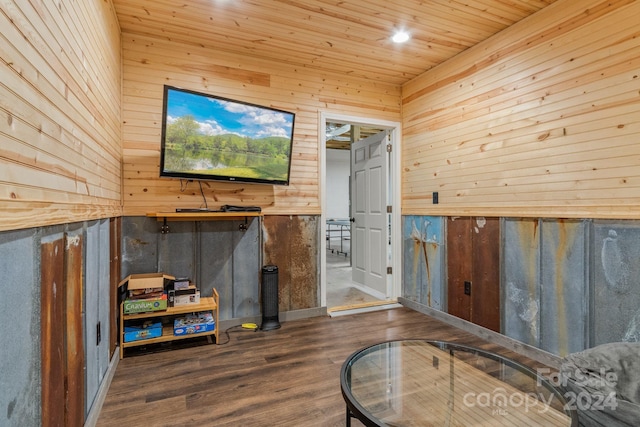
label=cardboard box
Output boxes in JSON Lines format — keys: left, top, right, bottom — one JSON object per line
{"left": 173, "top": 311, "right": 215, "bottom": 336}
{"left": 118, "top": 273, "right": 175, "bottom": 294}
{"left": 168, "top": 285, "right": 200, "bottom": 307}
{"left": 123, "top": 293, "right": 168, "bottom": 314}
{"left": 173, "top": 291, "right": 200, "bottom": 306}
{"left": 119, "top": 273, "right": 174, "bottom": 312}
{"left": 173, "top": 278, "right": 191, "bottom": 290}
{"left": 128, "top": 288, "right": 164, "bottom": 299}
{"left": 123, "top": 320, "right": 162, "bottom": 343}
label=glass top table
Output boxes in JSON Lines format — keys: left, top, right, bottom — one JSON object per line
{"left": 340, "top": 340, "right": 578, "bottom": 426}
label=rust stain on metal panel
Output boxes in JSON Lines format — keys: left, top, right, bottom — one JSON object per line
{"left": 290, "top": 216, "right": 318, "bottom": 310}
{"left": 447, "top": 217, "right": 472, "bottom": 321}
{"left": 263, "top": 216, "right": 319, "bottom": 311}
{"left": 41, "top": 238, "right": 65, "bottom": 427}
{"left": 518, "top": 219, "right": 539, "bottom": 304}
{"left": 263, "top": 216, "right": 290, "bottom": 311}
{"left": 509, "top": 219, "right": 540, "bottom": 341}
{"left": 554, "top": 220, "right": 575, "bottom": 357}
{"left": 410, "top": 218, "right": 431, "bottom": 305}
{"left": 470, "top": 217, "right": 500, "bottom": 332}
{"left": 424, "top": 241, "right": 440, "bottom": 307}
{"left": 65, "top": 233, "right": 85, "bottom": 426}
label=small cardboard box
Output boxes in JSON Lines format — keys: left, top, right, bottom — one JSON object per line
{"left": 173, "top": 290, "right": 200, "bottom": 306}
{"left": 173, "top": 311, "right": 215, "bottom": 336}
{"left": 118, "top": 273, "right": 175, "bottom": 293}
{"left": 123, "top": 293, "right": 168, "bottom": 314}
{"left": 173, "top": 278, "right": 191, "bottom": 290}
{"left": 123, "top": 320, "right": 162, "bottom": 343}
{"left": 168, "top": 285, "right": 200, "bottom": 307}
{"left": 119, "top": 273, "right": 174, "bottom": 313}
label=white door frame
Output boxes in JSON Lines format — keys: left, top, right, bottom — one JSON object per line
{"left": 319, "top": 111, "right": 402, "bottom": 308}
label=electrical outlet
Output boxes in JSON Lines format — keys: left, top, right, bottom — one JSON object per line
{"left": 432, "top": 191, "right": 439, "bottom": 204}
{"left": 464, "top": 281, "right": 471, "bottom": 295}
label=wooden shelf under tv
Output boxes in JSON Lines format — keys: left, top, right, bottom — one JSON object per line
{"left": 147, "top": 211, "right": 263, "bottom": 221}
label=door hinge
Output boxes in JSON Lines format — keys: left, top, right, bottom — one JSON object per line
{"left": 386, "top": 143, "right": 392, "bottom": 153}
{"left": 386, "top": 205, "right": 392, "bottom": 213}
{"left": 387, "top": 266, "right": 392, "bottom": 274}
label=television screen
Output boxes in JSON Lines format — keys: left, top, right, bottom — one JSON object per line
{"left": 159, "top": 85, "right": 295, "bottom": 185}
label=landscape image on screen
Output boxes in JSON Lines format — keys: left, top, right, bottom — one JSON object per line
{"left": 160, "top": 86, "right": 295, "bottom": 185}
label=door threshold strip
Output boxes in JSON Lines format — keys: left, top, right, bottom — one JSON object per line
{"left": 328, "top": 300, "right": 401, "bottom": 317}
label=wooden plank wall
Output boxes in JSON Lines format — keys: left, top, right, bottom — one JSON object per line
{"left": 120, "top": 34, "right": 401, "bottom": 216}
{"left": 0, "top": 1, "right": 122, "bottom": 232}
{"left": 402, "top": 0, "right": 640, "bottom": 219}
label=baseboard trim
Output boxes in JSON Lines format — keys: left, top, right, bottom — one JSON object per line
{"left": 84, "top": 349, "right": 119, "bottom": 427}
{"left": 218, "top": 307, "right": 327, "bottom": 332}
{"left": 280, "top": 306, "right": 327, "bottom": 321}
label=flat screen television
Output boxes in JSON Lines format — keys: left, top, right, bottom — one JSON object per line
{"left": 159, "top": 85, "right": 295, "bottom": 185}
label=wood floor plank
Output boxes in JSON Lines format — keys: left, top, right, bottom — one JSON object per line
{"left": 96, "top": 307, "right": 555, "bottom": 427}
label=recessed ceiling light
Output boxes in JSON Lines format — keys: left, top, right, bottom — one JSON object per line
{"left": 392, "top": 30, "right": 410, "bottom": 43}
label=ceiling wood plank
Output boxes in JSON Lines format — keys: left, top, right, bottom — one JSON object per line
{"left": 113, "top": 0, "right": 559, "bottom": 86}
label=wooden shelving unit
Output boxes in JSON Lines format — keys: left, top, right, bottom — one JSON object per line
{"left": 119, "top": 288, "right": 219, "bottom": 359}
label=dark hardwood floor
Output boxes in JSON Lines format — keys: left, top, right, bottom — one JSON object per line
{"left": 96, "top": 307, "right": 550, "bottom": 427}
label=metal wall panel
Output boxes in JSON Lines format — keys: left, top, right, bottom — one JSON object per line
{"left": 402, "top": 216, "right": 445, "bottom": 310}
{"left": 158, "top": 221, "right": 197, "bottom": 278}
{"left": 97, "top": 220, "right": 111, "bottom": 397}
{"left": 0, "top": 229, "right": 40, "bottom": 427}
{"left": 84, "top": 222, "right": 100, "bottom": 414}
{"left": 404, "top": 216, "right": 634, "bottom": 357}
{"left": 65, "top": 225, "right": 84, "bottom": 426}
{"left": 502, "top": 218, "right": 590, "bottom": 355}
{"left": 199, "top": 218, "right": 261, "bottom": 319}
{"left": 502, "top": 218, "right": 541, "bottom": 347}
{"left": 540, "top": 219, "right": 588, "bottom": 356}
{"left": 41, "top": 232, "right": 65, "bottom": 427}
{"left": 263, "top": 216, "right": 319, "bottom": 311}
{"left": 1, "top": 222, "right": 113, "bottom": 426}
{"left": 289, "top": 216, "right": 319, "bottom": 310}
{"left": 592, "top": 220, "right": 640, "bottom": 345}
{"left": 447, "top": 217, "right": 473, "bottom": 322}
{"left": 121, "top": 217, "right": 160, "bottom": 276}
{"left": 230, "top": 218, "right": 261, "bottom": 317}
{"left": 121, "top": 216, "right": 263, "bottom": 321}
{"left": 199, "top": 220, "right": 238, "bottom": 320}
{"left": 469, "top": 217, "right": 501, "bottom": 332}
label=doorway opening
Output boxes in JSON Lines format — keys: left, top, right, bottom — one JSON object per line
{"left": 320, "top": 114, "right": 401, "bottom": 316}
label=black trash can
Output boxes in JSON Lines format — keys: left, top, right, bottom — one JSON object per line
{"left": 261, "top": 265, "right": 281, "bottom": 331}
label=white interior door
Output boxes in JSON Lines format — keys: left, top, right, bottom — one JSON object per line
{"left": 351, "top": 130, "right": 388, "bottom": 295}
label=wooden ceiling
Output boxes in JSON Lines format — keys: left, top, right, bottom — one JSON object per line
{"left": 112, "top": 0, "right": 558, "bottom": 87}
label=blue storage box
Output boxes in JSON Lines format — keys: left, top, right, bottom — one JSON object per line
{"left": 173, "top": 312, "right": 215, "bottom": 336}
{"left": 124, "top": 320, "right": 162, "bottom": 342}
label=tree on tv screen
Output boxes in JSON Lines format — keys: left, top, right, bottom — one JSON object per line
{"left": 164, "top": 115, "right": 291, "bottom": 180}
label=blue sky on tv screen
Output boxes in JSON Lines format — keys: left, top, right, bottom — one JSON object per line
{"left": 166, "top": 89, "right": 293, "bottom": 140}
